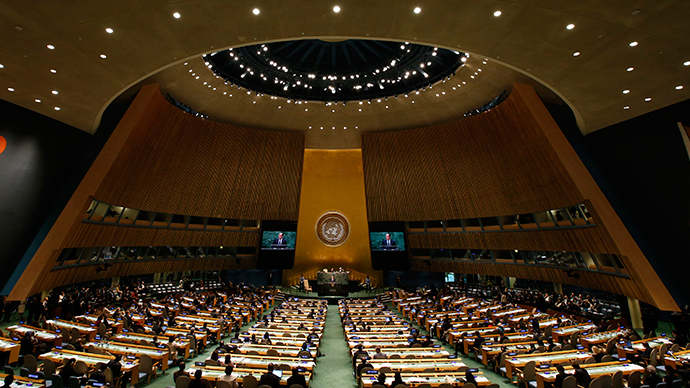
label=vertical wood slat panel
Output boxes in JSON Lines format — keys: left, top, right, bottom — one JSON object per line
{"left": 362, "top": 87, "right": 584, "bottom": 222}
{"left": 94, "top": 89, "right": 305, "bottom": 221}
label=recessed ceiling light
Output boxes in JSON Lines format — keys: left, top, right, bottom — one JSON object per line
{"left": 676, "top": 85, "right": 684, "bottom": 90}
{"left": 333, "top": 5, "right": 341, "bottom": 13}
{"left": 0, "top": 64, "right": 3, "bottom": 69}
{"left": 34, "top": 99, "right": 41, "bottom": 103}
{"left": 100, "top": 54, "right": 107, "bottom": 59}
{"left": 622, "top": 89, "right": 630, "bottom": 94}
{"left": 47, "top": 44, "right": 55, "bottom": 50}
{"left": 105, "top": 28, "right": 114, "bottom": 34}
{"left": 626, "top": 67, "right": 634, "bottom": 72}
{"left": 684, "top": 61, "right": 690, "bottom": 66}
{"left": 566, "top": 24, "right": 575, "bottom": 30}
{"left": 173, "top": 12, "right": 181, "bottom": 19}
{"left": 51, "top": 90, "right": 58, "bottom": 95}
{"left": 644, "top": 97, "right": 651, "bottom": 101}
{"left": 54, "top": 107, "right": 61, "bottom": 111}
{"left": 572, "top": 51, "right": 581, "bottom": 56}
{"left": 493, "top": 10, "right": 501, "bottom": 17}
{"left": 252, "top": 8, "right": 260, "bottom": 15}
{"left": 413, "top": 7, "right": 421, "bottom": 14}
{"left": 7, "top": 88, "right": 14, "bottom": 92}
{"left": 629, "top": 41, "right": 638, "bottom": 47}
{"left": 623, "top": 106, "right": 629, "bottom": 110}
{"left": 50, "top": 69, "right": 57, "bottom": 73}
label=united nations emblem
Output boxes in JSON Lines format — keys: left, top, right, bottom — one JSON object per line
{"left": 315, "top": 211, "right": 350, "bottom": 247}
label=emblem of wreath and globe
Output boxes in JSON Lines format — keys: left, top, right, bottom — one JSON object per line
{"left": 316, "top": 212, "right": 350, "bottom": 247}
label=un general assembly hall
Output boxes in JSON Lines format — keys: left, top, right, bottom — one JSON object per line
{"left": 0, "top": 2, "right": 689, "bottom": 388}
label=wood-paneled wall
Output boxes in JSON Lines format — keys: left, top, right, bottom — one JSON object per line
{"left": 34, "top": 257, "right": 257, "bottom": 295}
{"left": 408, "top": 226, "right": 619, "bottom": 255}
{"left": 8, "top": 84, "right": 304, "bottom": 299}
{"left": 362, "top": 89, "right": 582, "bottom": 221}
{"left": 410, "top": 260, "right": 649, "bottom": 303}
{"left": 65, "top": 223, "right": 258, "bottom": 248}
{"left": 95, "top": 88, "right": 305, "bottom": 221}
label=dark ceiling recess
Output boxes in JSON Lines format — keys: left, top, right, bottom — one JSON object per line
{"left": 205, "top": 39, "right": 465, "bottom": 103}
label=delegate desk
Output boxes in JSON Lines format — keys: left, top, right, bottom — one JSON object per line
{"left": 186, "top": 364, "right": 312, "bottom": 386}
{"left": 113, "top": 332, "right": 191, "bottom": 359}
{"left": 447, "top": 327, "right": 500, "bottom": 346}
{"left": 480, "top": 342, "right": 538, "bottom": 366}
{"left": 85, "top": 341, "right": 170, "bottom": 370}
{"left": 160, "top": 327, "right": 208, "bottom": 346}
{"left": 0, "top": 337, "right": 21, "bottom": 364}
{"left": 504, "top": 350, "right": 592, "bottom": 379}
{"left": 580, "top": 329, "right": 628, "bottom": 349}
{"left": 552, "top": 324, "right": 597, "bottom": 342}
{"left": 214, "top": 354, "right": 315, "bottom": 371}
{"left": 228, "top": 343, "right": 317, "bottom": 358}
{"left": 368, "top": 357, "right": 467, "bottom": 372}
{"left": 349, "top": 346, "right": 450, "bottom": 359}
{"left": 46, "top": 320, "right": 98, "bottom": 341}
{"left": 39, "top": 349, "right": 141, "bottom": 385}
{"left": 616, "top": 336, "right": 673, "bottom": 359}
{"left": 0, "top": 373, "right": 45, "bottom": 388}
{"left": 535, "top": 362, "right": 644, "bottom": 388}
{"left": 664, "top": 349, "right": 690, "bottom": 368}
{"left": 76, "top": 315, "right": 124, "bottom": 334}
{"left": 361, "top": 371, "right": 491, "bottom": 388}
{"left": 6, "top": 325, "right": 61, "bottom": 345}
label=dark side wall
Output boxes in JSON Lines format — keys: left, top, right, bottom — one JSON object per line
{"left": 550, "top": 99, "right": 690, "bottom": 310}
{"left": 0, "top": 100, "right": 90, "bottom": 292}
{"left": 0, "top": 99, "right": 127, "bottom": 295}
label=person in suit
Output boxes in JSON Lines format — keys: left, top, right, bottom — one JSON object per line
{"left": 258, "top": 364, "right": 281, "bottom": 388}
{"left": 572, "top": 361, "right": 591, "bottom": 388}
{"left": 553, "top": 364, "right": 568, "bottom": 388}
{"left": 286, "top": 367, "right": 307, "bottom": 388}
{"left": 273, "top": 233, "right": 288, "bottom": 248}
{"left": 89, "top": 363, "right": 107, "bottom": 384}
{"left": 381, "top": 233, "right": 396, "bottom": 250}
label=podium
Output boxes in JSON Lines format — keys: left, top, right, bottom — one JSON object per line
{"left": 317, "top": 271, "right": 348, "bottom": 296}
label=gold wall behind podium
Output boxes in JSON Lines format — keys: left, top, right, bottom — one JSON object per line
{"left": 284, "top": 149, "right": 381, "bottom": 287}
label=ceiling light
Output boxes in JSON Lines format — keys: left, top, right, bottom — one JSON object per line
{"left": 413, "top": 7, "right": 421, "bottom": 14}
{"left": 34, "top": 99, "right": 41, "bottom": 103}
{"left": 623, "top": 106, "right": 629, "bottom": 110}
{"left": 333, "top": 5, "right": 341, "bottom": 13}
{"left": 100, "top": 54, "right": 107, "bottom": 59}
{"left": 572, "top": 51, "right": 581, "bottom": 56}
{"left": 50, "top": 69, "right": 57, "bottom": 73}
{"left": 7, "top": 88, "right": 14, "bottom": 92}
{"left": 684, "top": 61, "right": 690, "bottom": 66}
{"left": 644, "top": 97, "right": 651, "bottom": 101}
{"left": 627, "top": 67, "right": 634, "bottom": 72}
{"left": 676, "top": 85, "right": 684, "bottom": 90}
{"left": 105, "top": 28, "right": 114, "bottom": 34}
{"left": 51, "top": 90, "right": 58, "bottom": 95}
{"left": 0, "top": 64, "right": 3, "bottom": 69}
{"left": 629, "top": 41, "right": 638, "bottom": 47}
{"left": 566, "top": 24, "right": 575, "bottom": 30}
{"left": 47, "top": 44, "right": 55, "bottom": 50}
{"left": 252, "top": 8, "right": 260, "bottom": 15}
{"left": 173, "top": 12, "right": 181, "bottom": 18}
{"left": 54, "top": 107, "right": 61, "bottom": 111}
{"left": 493, "top": 10, "right": 501, "bottom": 17}
{"left": 622, "top": 89, "right": 630, "bottom": 94}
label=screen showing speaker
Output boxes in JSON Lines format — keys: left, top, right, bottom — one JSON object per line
{"left": 369, "top": 231, "right": 406, "bottom": 251}
{"left": 261, "top": 231, "right": 296, "bottom": 250}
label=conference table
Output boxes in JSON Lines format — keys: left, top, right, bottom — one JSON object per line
{"left": 6, "top": 324, "right": 62, "bottom": 345}
{"left": 226, "top": 343, "right": 317, "bottom": 358}
{"left": 349, "top": 346, "right": 451, "bottom": 359}
{"left": 579, "top": 329, "right": 628, "bottom": 349}
{"left": 0, "top": 337, "right": 20, "bottom": 364}
{"left": 480, "top": 341, "right": 538, "bottom": 366}
{"left": 46, "top": 319, "right": 98, "bottom": 341}
{"left": 361, "top": 370, "right": 491, "bottom": 388}
{"left": 0, "top": 372, "right": 45, "bottom": 388}
{"left": 213, "top": 353, "right": 316, "bottom": 371}
{"left": 39, "top": 348, "right": 141, "bottom": 385}
{"left": 368, "top": 357, "right": 467, "bottom": 372}
{"left": 185, "top": 364, "right": 312, "bottom": 386}
{"left": 504, "top": 350, "right": 592, "bottom": 378}
{"left": 535, "top": 361, "right": 644, "bottom": 388}
{"left": 112, "top": 332, "right": 191, "bottom": 358}
{"left": 552, "top": 323, "right": 597, "bottom": 342}
{"left": 663, "top": 349, "right": 690, "bottom": 368}
{"left": 85, "top": 341, "right": 170, "bottom": 370}
{"left": 75, "top": 315, "right": 124, "bottom": 333}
